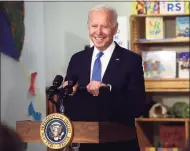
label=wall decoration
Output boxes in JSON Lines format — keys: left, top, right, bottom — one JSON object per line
{"left": 28, "top": 72, "right": 37, "bottom": 95}
{"left": 0, "top": 1, "right": 24, "bottom": 61}
{"left": 28, "top": 101, "right": 42, "bottom": 121}
{"left": 18, "top": 61, "right": 43, "bottom": 121}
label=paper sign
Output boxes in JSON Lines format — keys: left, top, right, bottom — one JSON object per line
{"left": 28, "top": 72, "right": 37, "bottom": 95}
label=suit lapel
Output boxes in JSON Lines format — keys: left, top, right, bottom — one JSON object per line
{"left": 102, "top": 43, "right": 122, "bottom": 84}
{"left": 83, "top": 47, "right": 94, "bottom": 84}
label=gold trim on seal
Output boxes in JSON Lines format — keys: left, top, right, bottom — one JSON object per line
{"left": 40, "top": 113, "right": 73, "bottom": 149}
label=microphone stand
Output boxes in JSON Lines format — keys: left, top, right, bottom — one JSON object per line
{"left": 48, "top": 92, "right": 80, "bottom": 151}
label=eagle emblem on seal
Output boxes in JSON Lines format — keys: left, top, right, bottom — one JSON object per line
{"left": 49, "top": 122, "right": 65, "bottom": 141}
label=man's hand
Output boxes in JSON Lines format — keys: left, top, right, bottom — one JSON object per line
{"left": 63, "top": 81, "right": 78, "bottom": 96}
{"left": 86, "top": 81, "right": 106, "bottom": 96}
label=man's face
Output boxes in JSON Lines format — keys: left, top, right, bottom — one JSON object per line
{"left": 88, "top": 10, "right": 118, "bottom": 51}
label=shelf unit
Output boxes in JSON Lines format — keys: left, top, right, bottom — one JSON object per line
{"left": 145, "top": 78, "right": 190, "bottom": 92}
{"left": 135, "top": 38, "right": 190, "bottom": 44}
{"left": 130, "top": 13, "right": 190, "bottom": 92}
{"left": 131, "top": 14, "right": 190, "bottom": 17}
{"left": 131, "top": 13, "right": 190, "bottom": 148}
{"left": 135, "top": 118, "right": 190, "bottom": 148}
{"left": 130, "top": 13, "right": 190, "bottom": 54}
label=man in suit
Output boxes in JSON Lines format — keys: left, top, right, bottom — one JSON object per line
{"left": 64, "top": 4, "right": 146, "bottom": 151}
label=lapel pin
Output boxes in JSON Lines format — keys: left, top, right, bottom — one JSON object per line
{"left": 116, "top": 58, "right": 120, "bottom": 61}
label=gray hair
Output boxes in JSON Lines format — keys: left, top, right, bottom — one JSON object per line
{"left": 87, "top": 4, "right": 118, "bottom": 27}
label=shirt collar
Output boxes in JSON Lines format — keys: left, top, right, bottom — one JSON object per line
{"left": 93, "top": 41, "right": 115, "bottom": 57}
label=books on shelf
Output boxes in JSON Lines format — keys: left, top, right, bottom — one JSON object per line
{"left": 132, "top": 0, "right": 189, "bottom": 15}
{"left": 160, "top": 125, "right": 185, "bottom": 148}
{"left": 145, "top": 17, "right": 164, "bottom": 39}
{"left": 140, "top": 147, "right": 183, "bottom": 151}
{"left": 176, "top": 16, "right": 190, "bottom": 38}
{"left": 142, "top": 51, "right": 190, "bottom": 79}
{"left": 132, "top": 0, "right": 160, "bottom": 15}
{"left": 178, "top": 52, "right": 190, "bottom": 78}
{"left": 142, "top": 51, "right": 176, "bottom": 78}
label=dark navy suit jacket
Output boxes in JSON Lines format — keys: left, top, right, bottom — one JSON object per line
{"left": 65, "top": 42, "right": 146, "bottom": 127}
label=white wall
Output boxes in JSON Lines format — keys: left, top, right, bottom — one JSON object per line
{"left": 1, "top": 2, "right": 46, "bottom": 151}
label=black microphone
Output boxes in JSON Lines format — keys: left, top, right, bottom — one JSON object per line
{"left": 46, "top": 75, "right": 64, "bottom": 98}
{"left": 53, "top": 75, "right": 63, "bottom": 87}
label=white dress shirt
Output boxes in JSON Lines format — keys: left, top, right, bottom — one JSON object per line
{"left": 90, "top": 41, "right": 115, "bottom": 81}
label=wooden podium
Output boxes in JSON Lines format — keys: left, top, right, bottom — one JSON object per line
{"left": 16, "top": 96, "right": 136, "bottom": 151}
{"left": 16, "top": 120, "right": 136, "bottom": 151}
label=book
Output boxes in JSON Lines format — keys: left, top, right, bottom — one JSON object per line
{"left": 160, "top": 125, "right": 185, "bottom": 148}
{"left": 176, "top": 16, "right": 190, "bottom": 38}
{"left": 132, "top": 0, "right": 147, "bottom": 15}
{"left": 142, "top": 51, "right": 176, "bottom": 78}
{"left": 160, "top": 1, "right": 185, "bottom": 14}
{"left": 146, "top": 0, "right": 160, "bottom": 14}
{"left": 178, "top": 52, "right": 190, "bottom": 78}
{"left": 146, "top": 17, "right": 164, "bottom": 40}
{"left": 185, "top": 1, "right": 190, "bottom": 14}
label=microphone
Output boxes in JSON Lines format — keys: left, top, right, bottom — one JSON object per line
{"left": 53, "top": 75, "right": 63, "bottom": 87}
{"left": 46, "top": 75, "right": 64, "bottom": 98}
{"left": 46, "top": 75, "right": 80, "bottom": 114}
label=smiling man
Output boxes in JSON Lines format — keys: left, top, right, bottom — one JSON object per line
{"left": 64, "top": 4, "right": 146, "bottom": 151}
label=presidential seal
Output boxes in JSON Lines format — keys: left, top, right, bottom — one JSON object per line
{"left": 40, "top": 113, "right": 73, "bottom": 149}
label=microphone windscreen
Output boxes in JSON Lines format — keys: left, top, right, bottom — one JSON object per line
{"left": 53, "top": 75, "right": 63, "bottom": 87}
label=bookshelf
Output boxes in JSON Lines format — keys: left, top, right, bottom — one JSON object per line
{"left": 131, "top": 13, "right": 189, "bottom": 17}
{"left": 135, "top": 117, "right": 190, "bottom": 148}
{"left": 135, "top": 38, "right": 190, "bottom": 44}
{"left": 130, "top": 13, "right": 190, "bottom": 93}
{"left": 145, "top": 78, "right": 189, "bottom": 92}
{"left": 130, "top": 13, "right": 190, "bottom": 148}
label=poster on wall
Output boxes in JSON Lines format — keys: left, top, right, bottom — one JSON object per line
{"left": 113, "top": 16, "right": 129, "bottom": 49}
{"left": 90, "top": 16, "right": 129, "bottom": 49}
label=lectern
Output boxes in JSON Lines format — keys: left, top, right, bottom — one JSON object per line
{"left": 16, "top": 92, "right": 136, "bottom": 151}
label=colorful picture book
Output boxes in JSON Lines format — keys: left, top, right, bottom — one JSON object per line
{"left": 142, "top": 51, "right": 176, "bottom": 78}
{"left": 178, "top": 52, "right": 190, "bottom": 78}
{"left": 146, "top": 17, "right": 164, "bottom": 39}
{"left": 176, "top": 16, "right": 190, "bottom": 38}
{"left": 185, "top": 1, "right": 190, "bottom": 14}
{"left": 146, "top": 0, "right": 160, "bottom": 14}
{"left": 132, "top": 0, "right": 160, "bottom": 15}
{"left": 132, "top": 1, "right": 147, "bottom": 15}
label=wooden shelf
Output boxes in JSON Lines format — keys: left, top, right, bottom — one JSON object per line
{"left": 131, "top": 12, "right": 190, "bottom": 149}
{"left": 131, "top": 13, "right": 190, "bottom": 17}
{"left": 145, "top": 78, "right": 190, "bottom": 92}
{"left": 136, "top": 117, "right": 190, "bottom": 122}
{"left": 135, "top": 38, "right": 190, "bottom": 44}
{"left": 135, "top": 117, "right": 190, "bottom": 148}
